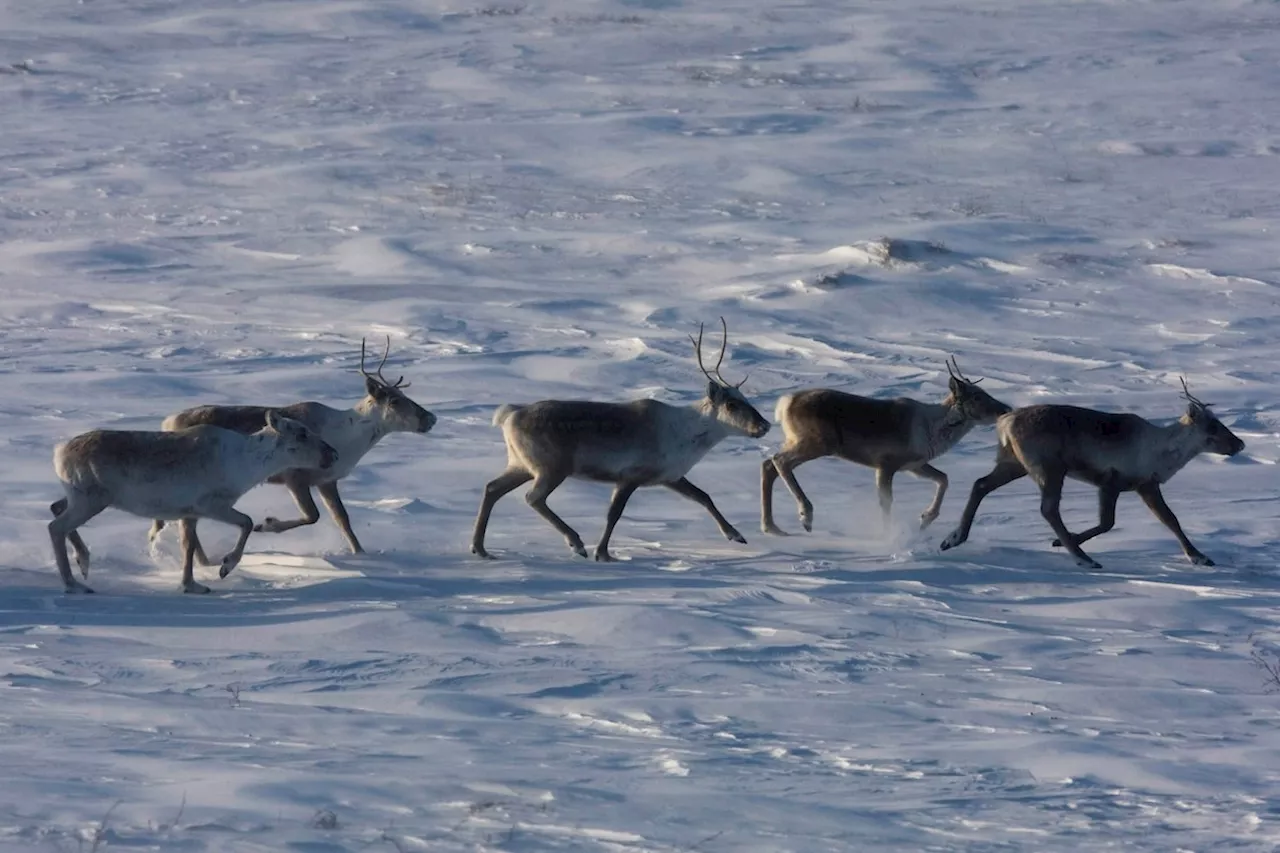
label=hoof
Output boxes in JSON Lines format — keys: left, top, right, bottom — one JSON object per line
{"left": 183, "top": 582, "right": 212, "bottom": 595}
{"left": 919, "top": 514, "right": 938, "bottom": 531}
{"left": 762, "top": 524, "right": 789, "bottom": 537}
{"left": 726, "top": 529, "right": 747, "bottom": 545}
{"left": 218, "top": 558, "right": 239, "bottom": 579}
{"left": 1190, "top": 553, "right": 1215, "bottom": 567}
{"left": 570, "top": 543, "right": 588, "bottom": 559}
{"left": 64, "top": 581, "right": 94, "bottom": 594}
{"left": 471, "top": 545, "right": 495, "bottom": 560}
{"left": 593, "top": 550, "right": 617, "bottom": 563}
{"left": 800, "top": 518, "right": 813, "bottom": 533}
{"left": 254, "top": 517, "right": 288, "bottom": 534}
{"left": 939, "top": 531, "right": 964, "bottom": 551}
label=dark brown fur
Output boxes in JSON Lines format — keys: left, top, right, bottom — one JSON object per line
{"left": 941, "top": 400, "right": 1245, "bottom": 568}
{"left": 762, "top": 372, "right": 1011, "bottom": 535}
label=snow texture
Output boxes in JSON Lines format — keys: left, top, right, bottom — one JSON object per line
{"left": 1, "top": 0, "right": 1279, "bottom": 850}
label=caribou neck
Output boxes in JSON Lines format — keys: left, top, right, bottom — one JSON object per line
{"left": 349, "top": 398, "right": 393, "bottom": 445}
{"left": 922, "top": 397, "right": 976, "bottom": 460}
{"left": 244, "top": 432, "right": 297, "bottom": 481}
{"left": 683, "top": 397, "right": 732, "bottom": 447}
{"left": 1152, "top": 419, "right": 1212, "bottom": 483}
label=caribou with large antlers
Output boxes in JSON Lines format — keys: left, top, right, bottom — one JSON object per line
{"left": 149, "top": 337, "right": 436, "bottom": 561}
{"left": 50, "top": 411, "right": 337, "bottom": 594}
{"left": 761, "top": 357, "right": 1011, "bottom": 535}
{"left": 471, "top": 318, "right": 771, "bottom": 561}
{"left": 940, "top": 378, "right": 1245, "bottom": 567}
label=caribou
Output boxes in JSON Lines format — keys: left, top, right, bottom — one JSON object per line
{"left": 471, "top": 318, "right": 771, "bottom": 562}
{"left": 148, "top": 337, "right": 436, "bottom": 563}
{"left": 761, "top": 358, "right": 1011, "bottom": 535}
{"left": 49, "top": 411, "right": 337, "bottom": 594}
{"left": 940, "top": 379, "right": 1245, "bottom": 568}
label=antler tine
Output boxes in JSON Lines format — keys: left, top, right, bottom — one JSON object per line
{"left": 376, "top": 335, "right": 392, "bottom": 379}
{"left": 1179, "top": 376, "right": 1209, "bottom": 408}
{"left": 946, "top": 356, "right": 982, "bottom": 385}
{"left": 712, "top": 316, "right": 729, "bottom": 384}
{"left": 690, "top": 322, "right": 716, "bottom": 383}
{"left": 359, "top": 337, "right": 370, "bottom": 376}
{"left": 373, "top": 335, "right": 412, "bottom": 388}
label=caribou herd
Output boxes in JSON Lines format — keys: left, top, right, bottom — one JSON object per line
{"left": 47, "top": 324, "right": 1246, "bottom": 593}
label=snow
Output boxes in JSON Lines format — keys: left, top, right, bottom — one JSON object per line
{"left": 2, "top": 0, "right": 1280, "bottom": 849}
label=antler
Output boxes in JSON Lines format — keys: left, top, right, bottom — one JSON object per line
{"left": 360, "top": 335, "right": 410, "bottom": 389}
{"left": 1179, "top": 376, "right": 1211, "bottom": 409}
{"left": 689, "top": 317, "right": 745, "bottom": 388}
{"left": 946, "top": 356, "right": 981, "bottom": 385}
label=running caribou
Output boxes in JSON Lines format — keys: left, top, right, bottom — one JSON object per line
{"left": 148, "top": 337, "right": 436, "bottom": 563}
{"left": 939, "top": 379, "right": 1245, "bottom": 568}
{"left": 471, "top": 318, "right": 771, "bottom": 562}
{"left": 761, "top": 358, "right": 1011, "bottom": 535}
{"left": 49, "top": 412, "right": 338, "bottom": 594}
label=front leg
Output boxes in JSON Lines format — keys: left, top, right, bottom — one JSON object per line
{"left": 1137, "top": 483, "right": 1214, "bottom": 565}
{"left": 165, "top": 518, "right": 215, "bottom": 567}
{"left": 255, "top": 480, "right": 321, "bottom": 534}
{"left": 316, "top": 481, "right": 363, "bottom": 553}
{"left": 1052, "top": 484, "right": 1120, "bottom": 549}
{"left": 594, "top": 483, "right": 639, "bottom": 562}
{"left": 909, "top": 463, "right": 947, "bottom": 529}
{"left": 874, "top": 466, "right": 898, "bottom": 527}
{"left": 178, "top": 519, "right": 211, "bottom": 594}
{"left": 196, "top": 503, "right": 257, "bottom": 579}
{"left": 666, "top": 478, "right": 746, "bottom": 544}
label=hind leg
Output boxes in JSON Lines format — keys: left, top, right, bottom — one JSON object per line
{"left": 764, "top": 447, "right": 823, "bottom": 534}
{"left": 471, "top": 468, "right": 534, "bottom": 559}
{"left": 1037, "top": 468, "right": 1101, "bottom": 568}
{"left": 1053, "top": 484, "right": 1119, "bottom": 549}
{"left": 941, "top": 457, "right": 1027, "bottom": 551}
{"left": 51, "top": 499, "right": 92, "bottom": 577}
{"left": 48, "top": 493, "right": 109, "bottom": 593}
